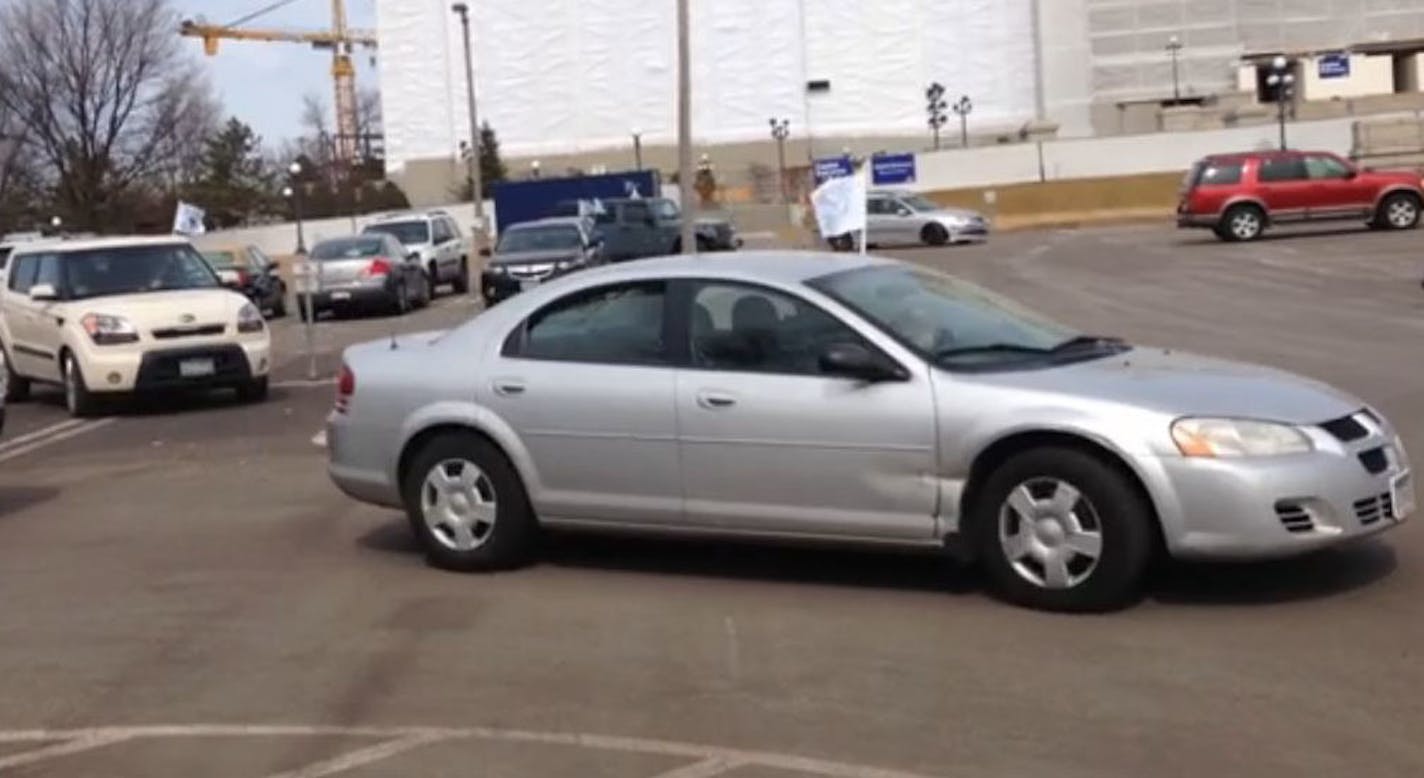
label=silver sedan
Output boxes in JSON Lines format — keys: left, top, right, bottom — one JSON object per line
{"left": 326, "top": 252, "right": 1412, "bottom": 611}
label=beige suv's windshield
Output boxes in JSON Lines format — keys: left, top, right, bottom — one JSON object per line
{"left": 29, "top": 246, "right": 219, "bottom": 300}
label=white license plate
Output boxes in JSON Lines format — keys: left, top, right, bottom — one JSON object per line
{"left": 519, "top": 280, "right": 538, "bottom": 291}
{"left": 330, "top": 291, "right": 352, "bottom": 301}
{"left": 179, "top": 358, "right": 215, "bottom": 378}
{"left": 1391, "top": 470, "right": 1414, "bottom": 520}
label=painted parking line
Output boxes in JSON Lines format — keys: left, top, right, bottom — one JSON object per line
{"left": 0, "top": 419, "right": 88, "bottom": 452}
{"left": 0, "top": 418, "right": 115, "bottom": 464}
{"left": 0, "top": 724, "right": 942, "bottom": 778}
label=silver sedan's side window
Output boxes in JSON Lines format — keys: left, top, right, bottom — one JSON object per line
{"left": 509, "top": 281, "right": 667, "bottom": 365}
{"left": 690, "top": 282, "right": 868, "bottom": 376}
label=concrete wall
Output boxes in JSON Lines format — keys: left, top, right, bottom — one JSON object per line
{"left": 1301, "top": 54, "right": 1395, "bottom": 101}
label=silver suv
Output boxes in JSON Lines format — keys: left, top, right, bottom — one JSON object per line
{"left": 362, "top": 210, "right": 469, "bottom": 297}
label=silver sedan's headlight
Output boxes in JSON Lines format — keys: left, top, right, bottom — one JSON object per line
{"left": 1171, "top": 418, "right": 1313, "bottom": 458}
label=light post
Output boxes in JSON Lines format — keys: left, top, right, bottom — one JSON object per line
{"left": 676, "top": 0, "right": 695, "bottom": 255}
{"left": 1167, "top": 35, "right": 1184, "bottom": 103}
{"left": 951, "top": 95, "right": 973, "bottom": 149}
{"left": 1266, "top": 56, "right": 1295, "bottom": 150}
{"left": 769, "top": 118, "right": 790, "bottom": 203}
{"left": 49, "top": 215, "right": 61, "bottom": 235}
{"left": 530, "top": 159, "right": 541, "bottom": 179}
{"left": 926, "top": 82, "right": 947, "bottom": 150}
{"left": 631, "top": 128, "right": 644, "bottom": 171}
{"left": 450, "top": 2, "right": 486, "bottom": 253}
{"left": 287, "top": 162, "right": 307, "bottom": 255}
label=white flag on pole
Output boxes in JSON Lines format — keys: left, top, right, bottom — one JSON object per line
{"left": 810, "top": 167, "right": 866, "bottom": 245}
{"left": 172, "top": 201, "right": 207, "bottom": 236}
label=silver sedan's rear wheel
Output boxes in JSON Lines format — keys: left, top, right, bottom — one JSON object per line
{"left": 974, "top": 447, "right": 1155, "bottom": 612}
{"left": 402, "top": 431, "right": 536, "bottom": 571}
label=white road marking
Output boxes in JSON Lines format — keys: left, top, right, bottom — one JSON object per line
{"left": 0, "top": 418, "right": 115, "bottom": 463}
{"left": 651, "top": 755, "right": 748, "bottom": 778}
{"left": 0, "top": 418, "right": 87, "bottom": 452}
{"left": 0, "top": 732, "right": 132, "bottom": 770}
{"left": 263, "top": 733, "right": 448, "bottom": 778}
{"left": 0, "top": 724, "right": 941, "bottom": 777}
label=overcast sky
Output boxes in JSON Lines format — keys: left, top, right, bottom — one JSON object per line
{"left": 173, "top": 0, "right": 378, "bottom": 144}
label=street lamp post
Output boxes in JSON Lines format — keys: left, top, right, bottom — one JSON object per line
{"left": 631, "top": 129, "right": 644, "bottom": 171}
{"left": 451, "top": 2, "right": 486, "bottom": 255}
{"left": 925, "top": 82, "right": 947, "bottom": 150}
{"left": 951, "top": 95, "right": 974, "bottom": 149}
{"left": 284, "top": 171, "right": 317, "bottom": 381}
{"left": 530, "top": 160, "right": 541, "bottom": 179}
{"left": 49, "top": 215, "right": 62, "bottom": 235}
{"left": 676, "top": 0, "right": 695, "bottom": 255}
{"left": 1266, "top": 56, "right": 1295, "bottom": 151}
{"left": 769, "top": 118, "right": 790, "bottom": 204}
{"left": 1167, "top": 35, "right": 1184, "bottom": 103}
{"left": 287, "top": 162, "right": 307, "bottom": 255}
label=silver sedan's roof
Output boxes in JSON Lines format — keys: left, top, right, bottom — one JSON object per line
{"left": 576, "top": 250, "right": 893, "bottom": 286}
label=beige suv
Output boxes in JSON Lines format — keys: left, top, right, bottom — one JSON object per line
{"left": 0, "top": 236, "right": 272, "bottom": 416}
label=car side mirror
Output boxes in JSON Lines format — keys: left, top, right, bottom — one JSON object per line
{"left": 28, "top": 283, "right": 58, "bottom": 301}
{"left": 819, "top": 342, "right": 904, "bottom": 382}
{"left": 478, "top": 247, "right": 492, "bottom": 257}
{"left": 407, "top": 251, "right": 421, "bottom": 262}
{"left": 1344, "top": 169, "right": 1358, "bottom": 180}
{"left": 896, "top": 208, "right": 913, "bottom": 217}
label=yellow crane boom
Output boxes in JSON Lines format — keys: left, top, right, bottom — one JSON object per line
{"left": 179, "top": 0, "right": 377, "bottom": 162}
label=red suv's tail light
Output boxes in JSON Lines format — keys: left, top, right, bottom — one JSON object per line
{"left": 362, "top": 258, "right": 392, "bottom": 277}
{"left": 335, "top": 364, "right": 355, "bottom": 413}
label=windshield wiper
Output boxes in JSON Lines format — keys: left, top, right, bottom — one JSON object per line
{"left": 935, "top": 343, "right": 1051, "bottom": 360}
{"left": 1049, "top": 335, "right": 1128, "bottom": 354}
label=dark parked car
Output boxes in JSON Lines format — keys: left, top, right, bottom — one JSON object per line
{"left": 295, "top": 235, "right": 431, "bottom": 319}
{"left": 201, "top": 244, "right": 287, "bottom": 317}
{"left": 1177, "top": 150, "right": 1424, "bottom": 241}
{"left": 549, "top": 197, "right": 740, "bottom": 259}
{"left": 480, "top": 217, "right": 603, "bottom": 305}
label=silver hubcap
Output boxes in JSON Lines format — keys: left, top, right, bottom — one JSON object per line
{"left": 420, "top": 458, "right": 497, "bottom": 551}
{"left": 1388, "top": 200, "right": 1416, "bottom": 227}
{"left": 998, "top": 478, "right": 1104, "bottom": 590}
{"left": 1231, "top": 212, "right": 1260, "bottom": 239}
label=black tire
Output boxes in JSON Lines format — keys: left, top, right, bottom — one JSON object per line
{"left": 452, "top": 258, "right": 470, "bottom": 294}
{"left": 401, "top": 431, "right": 537, "bottom": 572}
{"left": 389, "top": 282, "right": 409, "bottom": 316}
{"left": 1218, "top": 203, "right": 1265, "bottom": 242}
{"left": 971, "top": 446, "right": 1155, "bottom": 613}
{"left": 236, "top": 376, "right": 269, "bottom": 403}
{"left": 414, "top": 273, "right": 432, "bottom": 308}
{"left": 270, "top": 284, "right": 287, "bottom": 318}
{"left": 827, "top": 234, "right": 854, "bottom": 252}
{"left": 1374, "top": 191, "right": 1422, "bottom": 231}
{"left": 427, "top": 262, "right": 442, "bottom": 298}
{"left": 62, "top": 352, "right": 100, "bottom": 418}
{"left": 921, "top": 222, "right": 950, "bottom": 247}
{"left": 4, "top": 350, "right": 31, "bottom": 403}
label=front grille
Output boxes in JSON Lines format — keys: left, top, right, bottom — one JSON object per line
{"left": 507, "top": 264, "right": 554, "bottom": 281}
{"left": 1275, "top": 501, "right": 1314, "bottom": 534}
{"left": 1359, "top": 447, "right": 1389, "bottom": 475}
{"left": 1354, "top": 493, "right": 1393, "bottom": 526}
{"left": 152, "top": 324, "right": 225, "bottom": 340}
{"left": 1321, "top": 414, "right": 1369, "bottom": 442}
{"left": 135, "top": 345, "right": 250, "bottom": 389}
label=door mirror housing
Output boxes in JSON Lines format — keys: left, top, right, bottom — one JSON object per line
{"left": 28, "top": 283, "right": 58, "bottom": 301}
{"left": 818, "top": 342, "right": 905, "bottom": 382}
{"left": 1344, "top": 168, "right": 1358, "bottom": 180}
{"left": 895, "top": 207, "right": 913, "bottom": 217}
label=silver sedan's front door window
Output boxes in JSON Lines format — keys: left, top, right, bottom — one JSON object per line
{"left": 487, "top": 281, "right": 681, "bottom": 524}
{"left": 677, "top": 281, "right": 937, "bottom": 540}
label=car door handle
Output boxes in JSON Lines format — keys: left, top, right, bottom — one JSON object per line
{"left": 492, "top": 379, "right": 525, "bottom": 397}
{"left": 696, "top": 390, "right": 737, "bottom": 409}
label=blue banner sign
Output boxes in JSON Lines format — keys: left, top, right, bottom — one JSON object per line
{"left": 871, "top": 153, "right": 917, "bottom": 185}
{"left": 1318, "top": 53, "right": 1350, "bottom": 79}
{"left": 813, "top": 156, "right": 854, "bottom": 184}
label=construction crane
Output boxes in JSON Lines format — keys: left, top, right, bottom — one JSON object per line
{"left": 180, "top": 1, "right": 378, "bottom": 162}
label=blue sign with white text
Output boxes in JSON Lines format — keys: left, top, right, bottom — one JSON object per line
{"left": 871, "top": 153, "right": 917, "bottom": 185}
{"left": 1318, "top": 53, "right": 1350, "bottom": 79}
{"left": 813, "top": 156, "right": 854, "bottom": 184}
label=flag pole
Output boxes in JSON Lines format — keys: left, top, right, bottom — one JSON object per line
{"left": 858, "top": 159, "right": 868, "bottom": 255}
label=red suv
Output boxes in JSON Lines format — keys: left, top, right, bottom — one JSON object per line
{"left": 1177, "top": 150, "right": 1423, "bottom": 241}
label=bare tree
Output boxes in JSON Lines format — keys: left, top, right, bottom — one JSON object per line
{"left": 0, "top": 0, "right": 218, "bottom": 231}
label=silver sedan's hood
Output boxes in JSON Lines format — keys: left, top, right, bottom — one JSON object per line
{"left": 928, "top": 207, "right": 983, "bottom": 221}
{"left": 976, "top": 348, "right": 1360, "bottom": 424}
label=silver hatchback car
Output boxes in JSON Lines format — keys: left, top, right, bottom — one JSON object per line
{"left": 326, "top": 252, "right": 1412, "bottom": 611}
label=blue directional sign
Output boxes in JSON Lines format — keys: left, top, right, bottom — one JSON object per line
{"left": 813, "top": 156, "right": 854, "bottom": 185}
{"left": 1318, "top": 53, "right": 1350, "bottom": 79}
{"left": 871, "top": 153, "right": 917, "bottom": 185}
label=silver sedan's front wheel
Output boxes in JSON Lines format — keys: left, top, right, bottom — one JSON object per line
{"left": 998, "top": 478, "right": 1104, "bottom": 590}
{"left": 975, "top": 447, "right": 1155, "bottom": 612}
{"left": 402, "top": 431, "right": 537, "bottom": 571}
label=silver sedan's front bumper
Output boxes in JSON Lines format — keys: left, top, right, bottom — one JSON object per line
{"left": 1145, "top": 436, "right": 1412, "bottom": 560}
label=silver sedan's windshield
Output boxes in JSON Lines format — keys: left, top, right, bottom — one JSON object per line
{"left": 900, "top": 194, "right": 942, "bottom": 212}
{"left": 810, "top": 265, "right": 1110, "bottom": 368}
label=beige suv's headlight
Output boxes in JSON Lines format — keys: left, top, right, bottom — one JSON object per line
{"left": 1171, "top": 417, "right": 1313, "bottom": 458}
{"left": 81, "top": 313, "right": 139, "bottom": 345}
{"left": 237, "top": 303, "right": 264, "bottom": 333}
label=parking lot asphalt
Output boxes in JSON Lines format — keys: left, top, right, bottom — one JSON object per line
{"left": 1, "top": 224, "right": 1422, "bottom": 777}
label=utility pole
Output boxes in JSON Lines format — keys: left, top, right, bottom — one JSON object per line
{"left": 1167, "top": 35, "right": 1184, "bottom": 103}
{"left": 451, "top": 3, "right": 486, "bottom": 254}
{"left": 677, "top": 0, "right": 695, "bottom": 254}
{"left": 769, "top": 118, "right": 790, "bottom": 204}
{"left": 631, "top": 129, "right": 644, "bottom": 171}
